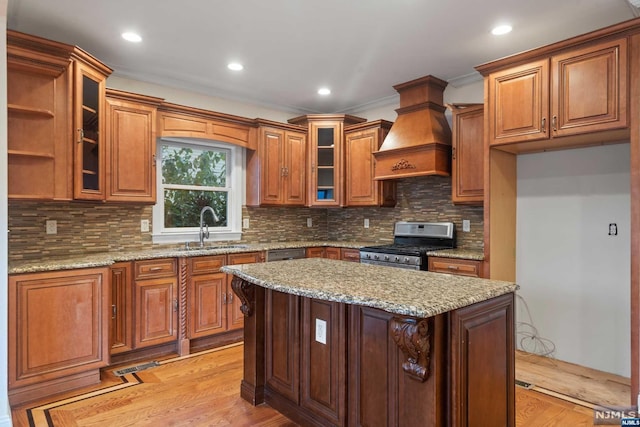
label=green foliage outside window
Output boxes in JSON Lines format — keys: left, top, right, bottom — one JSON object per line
{"left": 161, "top": 145, "right": 228, "bottom": 228}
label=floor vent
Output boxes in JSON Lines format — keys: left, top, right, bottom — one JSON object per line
{"left": 515, "top": 379, "right": 534, "bottom": 389}
{"left": 113, "top": 361, "right": 159, "bottom": 377}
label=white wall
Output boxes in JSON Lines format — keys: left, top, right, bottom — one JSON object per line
{"left": 1, "top": 0, "right": 11, "bottom": 423}
{"left": 516, "top": 143, "right": 631, "bottom": 377}
{"left": 107, "top": 75, "right": 296, "bottom": 123}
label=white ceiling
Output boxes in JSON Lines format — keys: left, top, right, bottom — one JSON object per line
{"left": 6, "top": 0, "right": 637, "bottom": 114}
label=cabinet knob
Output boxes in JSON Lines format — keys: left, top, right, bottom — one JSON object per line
{"left": 552, "top": 115, "right": 557, "bottom": 132}
{"left": 541, "top": 118, "right": 546, "bottom": 133}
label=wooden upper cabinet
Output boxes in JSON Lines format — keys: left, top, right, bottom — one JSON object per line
{"left": 247, "top": 124, "right": 307, "bottom": 206}
{"left": 105, "top": 89, "right": 163, "bottom": 203}
{"left": 488, "top": 59, "right": 549, "bottom": 146}
{"left": 344, "top": 120, "right": 396, "bottom": 207}
{"left": 551, "top": 38, "right": 627, "bottom": 137}
{"left": 72, "top": 58, "right": 112, "bottom": 201}
{"left": 288, "top": 114, "right": 366, "bottom": 207}
{"left": 485, "top": 37, "right": 628, "bottom": 152}
{"left": 157, "top": 103, "right": 255, "bottom": 149}
{"left": 451, "top": 104, "right": 484, "bottom": 204}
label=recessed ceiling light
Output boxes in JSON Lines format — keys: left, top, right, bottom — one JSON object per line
{"left": 228, "top": 63, "right": 244, "bottom": 71}
{"left": 318, "top": 88, "right": 331, "bottom": 96}
{"left": 121, "top": 32, "right": 142, "bottom": 43}
{"left": 491, "top": 25, "right": 512, "bottom": 36}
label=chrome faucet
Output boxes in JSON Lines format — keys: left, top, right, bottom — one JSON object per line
{"left": 199, "top": 206, "right": 219, "bottom": 247}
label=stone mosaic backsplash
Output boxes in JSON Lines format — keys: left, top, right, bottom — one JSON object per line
{"left": 327, "top": 176, "right": 484, "bottom": 249}
{"left": 8, "top": 176, "right": 483, "bottom": 262}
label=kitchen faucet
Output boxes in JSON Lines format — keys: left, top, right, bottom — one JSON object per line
{"left": 199, "top": 206, "right": 219, "bottom": 247}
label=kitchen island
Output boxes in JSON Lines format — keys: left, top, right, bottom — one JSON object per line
{"left": 222, "top": 258, "right": 518, "bottom": 427}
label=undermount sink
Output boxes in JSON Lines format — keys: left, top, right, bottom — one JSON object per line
{"left": 179, "top": 244, "right": 249, "bottom": 251}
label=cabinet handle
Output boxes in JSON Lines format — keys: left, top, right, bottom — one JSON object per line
{"left": 452, "top": 147, "right": 456, "bottom": 160}
{"left": 552, "top": 115, "right": 557, "bottom": 132}
{"left": 311, "top": 162, "right": 315, "bottom": 173}
{"left": 223, "top": 293, "right": 227, "bottom": 305}
{"left": 447, "top": 265, "right": 460, "bottom": 270}
{"left": 152, "top": 154, "right": 157, "bottom": 166}
{"left": 541, "top": 118, "right": 546, "bottom": 133}
{"left": 112, "top": 304, "right": 117, "bottom": 319}
{"left": 77, "top": 128, "right": 84, "bottom": 143}
{"left": 173, "top": 299, "right": 178, "bottom": 312}
{"left": 149, "top": 266, "right": 163, "bottom": 271}
{"left": 281, "top": 167, "right": 285, "bottom": 177}
{"left": 228, "top": 292, "right": 233, "bottom": 303}
{"left": 283, "top": 167, "right": 289, "bottom": 177}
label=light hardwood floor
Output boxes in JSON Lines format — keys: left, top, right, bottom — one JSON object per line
{"left": 10, "top": 344, "right": 606, "bottom": 426}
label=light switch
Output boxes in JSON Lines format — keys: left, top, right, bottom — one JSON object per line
{"left": 46, "top": 220, "right": 57, "bottom": 235}
{"left": 364, "top": 218, "right": 370, "bottom": 228}
{"left": 140, "top": 219, "right": 150, "bottom": 232}
{"left": 315, "top": 319, "right": 327, "bottom": 344}
{"left": 307, "top": 218, "right": 313, "bottom": 228}
{"left": 243, "top": 218, "right": 250, "bottom": 229}
{"left": 462, "top": 220, "right": 470, "bottom": 232}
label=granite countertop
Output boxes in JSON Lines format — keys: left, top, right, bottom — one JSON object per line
{"left": 7, "top": 241, "right": 374, "bottom": 275}
{"left": 425, "top": 248, "right": 484, "bottom": 261}
{"left": 222, "top": 258, "right": 516, "bottom": 318}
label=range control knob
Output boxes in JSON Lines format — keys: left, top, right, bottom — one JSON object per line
{"left": 404, "top": 257, "right": 410, "bottom": 263}
{"left": 374, "top": 254, "right": 379, "bottom": 260}
{"left": 366, "top": 254, "right": 371, "bottom": 259}
{"left": 395, "top": 256, "right": 400, "bottom": 262}
{"left": 384, "top": 255, "right": 390, "bottom": 261}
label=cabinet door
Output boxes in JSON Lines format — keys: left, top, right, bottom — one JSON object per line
{"left": 265, "top": 289, "right": 300, "bottom": 403}
{"left": 134, "top": 277, "right": 178, "bottom": 348}
{"left": 189, "top": 272, "right": 225, "bottom": 338}
{"left": 344, "top": 128, "right": 378, "bottom": 206}
{"left": 261, "top": 128, "right": 285, "bottom": 204}
{"left": 284, "top": 131, "right": 307, "bottom": 205}
{"left": 452, "top": 105, "right": 484, "bottom": 204}
{"left": 551, "top": 38, "right": 627, "bottom": 137}
{"left": 325, "top": 247, "right": 341, "bottom": 260}
{"left": 110, "top": 262, "right": 133, "bottom": 354}
{"left": 105, "top": 97, "right": 157, "bottom": 203}
{"left": 8, "top": 268, "right": 109, "bottom": 389}
{"left": 300, "top": 298, "right": 346, "bottom": 425}
{"left": 488, "top": 59, "right": 549, "bottom": 146}
{"left": 309, "top": 121, "right": 343, "bottom": 207}
{"left": 73, "top": 60, "right": 107, "bottom": 200}
{"left": 306, "top": 247, "right": 325, "bottom": 258}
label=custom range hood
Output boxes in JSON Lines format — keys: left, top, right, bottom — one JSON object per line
{"left": 373, "top": 75, "right": 452, "bottom": 180}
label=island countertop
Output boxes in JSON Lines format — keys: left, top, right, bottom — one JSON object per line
{"left": 221, "top": 258, "right": 518, "bottom": 318}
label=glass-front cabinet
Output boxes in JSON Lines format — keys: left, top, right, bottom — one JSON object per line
{"left": 289, "top": 114, "right": 365, "bottom": 207}
{"left": 73, "top": 58, "right": 111, "bottom": 200}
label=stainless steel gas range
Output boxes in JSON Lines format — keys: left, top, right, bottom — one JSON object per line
{"left": 359, "top": 221, "right": 455, "bottom": 270}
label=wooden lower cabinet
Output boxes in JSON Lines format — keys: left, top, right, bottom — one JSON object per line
{"left": 226, "top": 252, "right": 264, "bottom": 330}
{"left": 240, "top": 284, "right": 515, "bottom": 427}
{"left": 306, "top": 246, "right": 355, "bottom": 261}
{"left": 189, "top": 255, "right": 227, "bottom": 338}
{"left": 306, "top": 247, "right": 326, "bottom": 258}
{"left": 110, "top": 262, "right": 133, "bottom": 354}
{"left": 133, "top": 258, "right": 178, "bottom": 348}
{"left": 340, "top": 248, "right": 360, "bottom": 262}
{"left": 8, "top": 267, "right": 110, "bottom": 405}
{"left": 428, "top": 257, "right": 483, "bottom": 278}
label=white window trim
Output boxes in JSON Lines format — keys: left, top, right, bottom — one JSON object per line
{"left": 152, "top": 137, "right": 245, "bottom": 245}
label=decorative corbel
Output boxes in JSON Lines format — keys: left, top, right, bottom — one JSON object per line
{"left": 390, "top": 316, "right": 431, "bottom": 382}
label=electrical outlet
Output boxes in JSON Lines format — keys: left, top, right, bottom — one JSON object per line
{"left": 364, "top": 218, "right": 370, "bottom": 228}
{"left": 140, "top": 219, "right": 150, "bottom": 232}
{"left": 307, "top": 218, "right": 313, "bottom": 228}
{"left": 243, "top": 218, "right": 250, "bottom": 229}
{"left": 315, "top": 319, "right": 327, "bottom": 345}
{"left": 45, "top": 220, "right": 57, "bottom": 235}
{"left": 462, "top": 220, "right": 470, "bottom": 232}
{"left": 609, "top": 223, "right": 618, "bottom": 236}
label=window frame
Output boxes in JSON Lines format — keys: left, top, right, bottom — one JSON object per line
{"left": 152, "top": 137, "right": 244, "bottom": 244}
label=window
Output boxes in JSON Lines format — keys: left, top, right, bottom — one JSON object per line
{"left": 152, "top": 138, "right": 244, "bottom": 244}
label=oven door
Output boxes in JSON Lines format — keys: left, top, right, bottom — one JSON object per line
{"left": 360, "top": 259, "right": 421, "bottom": 270}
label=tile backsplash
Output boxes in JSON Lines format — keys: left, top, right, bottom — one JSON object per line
{"left": 8, "top": 176, "right": 483, "bottom": 263}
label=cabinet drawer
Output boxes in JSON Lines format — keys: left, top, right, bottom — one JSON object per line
{"left": 227, "top": 251, "right": 264, "bottom": 265}
{"left": 190, "top": 255, "right": 226, "bottom": 275}
{"left": 428, "top": 257, "right": 482, "bottom": 278}
{"left": 341, "top": 248, "right": 360, "bottom": 263}
{"left": 134, "top": 258, "right": 177, "bottom": 279}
